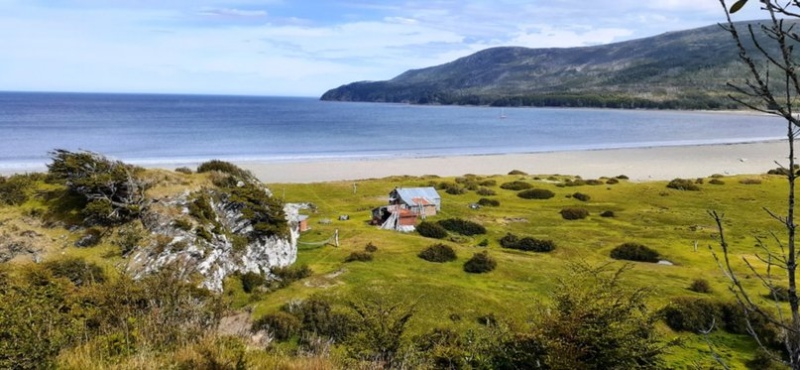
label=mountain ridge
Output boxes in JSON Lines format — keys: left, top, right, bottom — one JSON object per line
{"left": 320, "top": 21, "right": 780, "bottom": 109}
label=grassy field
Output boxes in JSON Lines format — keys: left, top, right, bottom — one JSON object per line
{"left": 1, "top": 168, "right": 793, "bottom": 368}
{"left": 255, "top": 171, "right": 791, "bottom": 368}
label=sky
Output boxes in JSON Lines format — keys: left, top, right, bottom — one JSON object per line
{"left": 0, "top": 0, "right": 767, "bottom": 97}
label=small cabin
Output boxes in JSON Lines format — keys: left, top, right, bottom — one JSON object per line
{"left": 389, "top": 187, "right": 441, "bottom": 217}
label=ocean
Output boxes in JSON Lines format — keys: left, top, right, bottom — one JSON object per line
{"left": 0, "top": 92, "right": 785, "bottom": 172}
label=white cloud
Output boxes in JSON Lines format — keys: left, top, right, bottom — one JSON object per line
{"left": 197, "top": 8, "right": 268, "bottom": 18}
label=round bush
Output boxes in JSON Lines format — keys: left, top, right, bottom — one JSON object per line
{"left": 560, "top": 208, "right": 589, "bottom": 220}
{"left": 709, "top": 179, "right": 725, "bottom": 185}
{"left": 688, "top": 278, "right": 712, "bottom": 293}
{"left": 605, "top": 178, "right": 619, "bottom": 185}
{"left": 438, "top": 218, "right": 487, "bottom": 236}
{"left": 667, "top": 178, "right": 700, "bottom": 191}
{"left": 476, "top": 187, "right": 497, "bottom": 196}
{"left": 418, "top": 243, "right": 457, "bottom": 263}
{"left": 500, "top": 181, "right": 532, "bottom": 190}
{"left": 610, "top": 242, "right": 660, "bottom": 263}
{"left": 600, "top": 210, "right": 615, "bottom": 218}
{"left": 477, "top": 198, "right": 500, "bottom": 207}
{"left": 365, "top": 242, "right": 378, "bottom": 253}
{"left": 572, "top": 192, "right": 591, "bottom": 202}
{"left": 499, "top": 233, "right": 555, "bottom": 252}
{"left": 478, "top": 179, "right": 497, "bottom": 187}
{"left": 417, "top": 221, "right": 448, "bottom": 239}
{"left": 518, "top": 189, "right": 555, "bottom": 200}
{"left": 463, "top": 251, "right": 496, "bottom": 273}
{"left": 508, "top": 170, "right": 528, "bottom": 175}
{"left": 661, "top": 297, "right": 721, "bottom": 332}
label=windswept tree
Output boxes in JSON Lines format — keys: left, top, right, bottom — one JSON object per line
{"left": 713, "top": 1, "right": 800, "bottom": 368}
{"left": 48, "top": 149, "right": 148, "bottom": 226}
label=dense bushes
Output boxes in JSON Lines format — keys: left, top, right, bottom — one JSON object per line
{"left": 476, "top": 187, "right": 496, "bottom": 196}
{"left": 610, "top": 242, "right": 660, "bottom": 263}
{"left": 689, "top": 278, "right": 712, "bottom": 293}
{"left": 499, "top": 233, "right": 556, "bottom": 252}
{"left": 709, "top": 178, "right": 725, "bottom": 185}
{"left": 477, "top": 198, "right": 500, "bottom": 207}
{"left": 252, "top": 311, "right": 301, "bottom": 340}
{"left": 463, "top": 251, "right": 496, "bottom": 273}
{"left": 560, "top": 207, "right": 589, "bottom": 220}
{"left": 437, "top": 218, "right": 486, "bottom": 236}
{"left": 270, "top": 264, "right": 313, "bottom": 289}
{"left": 518, "top": 188, "right": 555, "bottom": 199}
{"left": 345, "top": 251, "right": 373, "bottom": 262}
{"left": 417, "top": 221, "right": 448, "bottom": 239}
{"left": 667, "top": 178, "right": 700, "bottom": 191}
{"left": 196, "top": 159, "right": 254, "bottom": 180}
{"left": 600, "top": 210, "right": 615, "bottom": 218}
{"left": 418, "top": 244, "right": 457, "bottom": 263}
{"left": 43, "top": 257, "right": 106, "bottom": 286}
{"left": 0, "top": 174, "right": 34, "bottom": 206}
{"left": 572, "top": 192, "right": 591, "bottom": 202}
{"left": 500, "top": 181, "right": 532, "bottom": 190}
{"left": 239, "top": 271, "right": 265, "bottom": 293}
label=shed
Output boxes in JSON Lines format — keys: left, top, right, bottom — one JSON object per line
{"left": 389, "top": 187, "right": 441, "bottom": 217}
{"left": 293, "top": 214, "right": 310, "bottom": 233}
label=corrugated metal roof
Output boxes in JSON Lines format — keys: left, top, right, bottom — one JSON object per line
{"left": 393, "top": 187, "right": 441, "bottom": 207}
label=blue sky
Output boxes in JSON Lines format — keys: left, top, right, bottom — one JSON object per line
{"left": 0, "top": 0, "right": 766, "bottom": 97}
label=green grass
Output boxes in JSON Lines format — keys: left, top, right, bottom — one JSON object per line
{"left": 260, "top": 172, "right": 791, "bottom": 367}
{"left": 1, "top": 170, "right": 792, "bottom": 368}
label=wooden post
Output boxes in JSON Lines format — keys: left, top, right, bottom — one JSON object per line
{"left": 353, "top": 182, "right": 357, "bottom": 194}
{"left": 334, "top": 229, "right": 339, "bottom": 247}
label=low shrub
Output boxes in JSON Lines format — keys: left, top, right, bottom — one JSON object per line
{"left": 600, "top": 210, "right": 615, "bottom": 218}
{"left": 418, "top": 244, "right": 457, "bottom": 263}
{"left": 616, "top": 174, "right": 629, "bottom": 180}
{"left": 709, "top": 179, "right": 725, "bottom": 185}
{"left": 417, "top": 221, "right": 448, "bottom": 239}
{"left": 572, "top": 192, "right": 591, "bottom": 202}
{"left": 478, "top": 179, "right": 497, "bottom": 187}
{"left": 173, "top": 218, "right": 193, "bottom": 231}
{"left": 271, "top": 264, "right": 312, "bottom": 288}
{"left": 0, "top": 174, "right": 33, "bottom": 205}
{"left": 174, "top": 167, "right": 193, "bottom": 174}
{"left": 252, "top": 312, "right": 301, "bottom": 341}
{"left": 606, "top": 178, "right": 619, "bottom": 185}
{"left": 662, "top": 297, "right": 722, "bottom": 332}
{"left": 365, "top": 242, "right": 378, "bottom": 253}
{"left": 445, "top": 185, "right": 467, "bottom": 195}
{"left": 438, "top": 218, "right": 487, "bottom": 236}
{"left": 689, "top": 278, "right": 712, "bottom": 293}
{"left": 518, "top": 189, "right": 555, "bottom": 200}
{"left": 476, "top": 187, "right": 496, "bottom": 196}
{"left": 610, "top": 242, "right": 660, "bottom": 263}
{"left": 477, "top": 239, "right": 489, "bottom": 247}
{"left": 196, "top": 160, "right": 253, "bottom": 180}
{"left": 344, "top": 251, "right": 373, "bottom": 262}
{"left": 564, "top": 179, "right": 586, "bottom": 187}
{"left": 499, "top": 233, "right": 555, "bottom": 252}
{"left": 500, "top": 181, "right": 532, "bottom": 190}
{"left": 711, "top": 173, "right": 725, "bottom": 178}
{"left": 463, "top": 251, "right": 496, "bottom": 273}
{"left": 695, "top": 178, "right": 704, "bottom": 184}
{"left": 585, "top": 179, "right": 604, "bottom": 185}
{"left": 508, "top": 170, "right": 528, "bottom": 175}
{"left": 740, "top": 178, "right": 763, "bottom": 185}
{"left": 75, "top": 228, "right": 103, "bottom": 247}
{"left": 43, "top": 257, "right": 106, "bottom": 286}
{"left": 477, "top": 198, "right": 500, "bottom": 207}
{"left": 240, "top": 272, "right": 264, "bottom": 293}
{"left": 667, "top": 178, "right": 700, "bottom": 191}
{"left": 560, "top": 208, "right": 589, "bottom": 220}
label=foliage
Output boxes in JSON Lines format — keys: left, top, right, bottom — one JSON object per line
{"left": 418, "top": 243, "right": 458, "bottom": 263}
{"left": 739, "top": 178, "right": 763, "bottom": 185}
{"left": 44, "top": 256, "right": 106, "bottom": 286}
{"left": 709, "top": 178, "right": 726, "bottom": 185}
{"left": 174, "top": 166, "right": 193, "bottom": 174}
{"left": 689, "top": 278, "right": 712, "bottom": 293}
{"left": 75, "top": 227, "right": 103, "bottom": 247}
{"left": 365, "top": 242, "right": 378, "bottom": 253}
{"left": 606, "top": 178, "right": 620, "bottom": 185}
{"left": 223, "top": 182, "right": 288, "bottom": 240}
{"left": 345, "top": 251, "right": 373, "bottom": 262}
{"left": 478, "top": 179, "right": 497, "bottom": 186}
{"left": 417, "top": 221, "right": 448, "bottom": 239}
{"left": 270, "top": 264, "right": 313, "bottom": 288}
{"left": 345, "top": 293, "right": 415, "bottom": 366}
{"left": 499, "top": 233, "right": 556, "bottom": 252}
{"left": 252, "top": 311, "right": 301, "bottom": 341}
{"left": 534, "top": 263, "right": 672, "bottom": 369}
{"left": 196, "top": 160, "right": 254, "bottom": 181}
{"left": 610, "top": 242, "right": 660, "bottom": 263}
{"left": 239, "top": 271, "right": 264, "bottom": 293}
{"left": 572, "top": 192, "right": 591, "bottom": 202}
{"left": 667, "top": 178, "right": 700, "bottom": 191}
{"left": 600, "top": 210, "right": 615, "bottom": 218}
{"left": 476, "top": 187, "right": 497, "bottom": 196}
{"left": 478, "top": 198, "right": 500, "bottom": 207}
{"left": 282, "top": 296, "right": 354, "bottom": 342}
{"left": 560, "top": 207, "right": 589, "bottom": 220}
{"left": 464, "top": 251, "right": 497, "bottom": 273}
{"left": 661, "top": 297, "right": 722, "bottom": 332}
{"left": 0, "top": 174, "right": 34, "bottom": 206}
{"left": 518, "top": 188, "right": 556, "bottom": 200}
{"left": 47, "top": 149, "right": 146, "bottom": 226}
{"left": 437, "top": 218, "right": 487, "bottom": 236}
{"left": 508, "top": 170, "right": 528, "bottom": 175}
{"left": 500, "top": 181, "right": 532, "bottom": 191}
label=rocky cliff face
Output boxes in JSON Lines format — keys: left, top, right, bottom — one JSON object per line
{"left": 130, "top": 186, "right": 299, "bottom": 292}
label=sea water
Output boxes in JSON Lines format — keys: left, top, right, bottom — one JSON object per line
{"left": 0, "top": 92, "right": 785, "bottom": 171}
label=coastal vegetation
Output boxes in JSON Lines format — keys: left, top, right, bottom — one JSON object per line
{"left": 0, "top": 160, "right": 795, "bottom": 367}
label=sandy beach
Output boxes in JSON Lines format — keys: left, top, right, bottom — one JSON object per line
{"left": 226, "top": 140, "right": 791, "bottom": 184}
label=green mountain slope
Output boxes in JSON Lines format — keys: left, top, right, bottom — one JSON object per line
{"left": 321, "top": 20, "right": 783, "bottom": 109}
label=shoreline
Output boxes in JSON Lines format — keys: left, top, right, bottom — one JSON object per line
{"left": 237, "top": 140, "right": 789, "bottom": 183}
{"left": 1, "top": 140, "right": 789, "bottom": 184}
